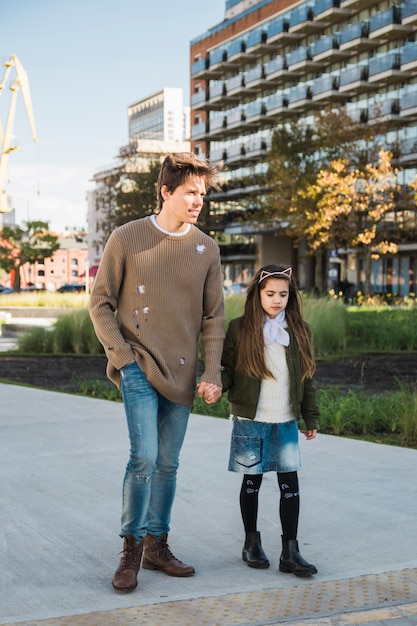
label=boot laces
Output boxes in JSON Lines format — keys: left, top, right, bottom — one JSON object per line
{"left": 157, "top": 537, "right": 179, "bottom": 563}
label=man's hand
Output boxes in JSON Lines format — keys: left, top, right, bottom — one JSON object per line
{"left": 197, "top": 382, "right": 222, "bottom": 405}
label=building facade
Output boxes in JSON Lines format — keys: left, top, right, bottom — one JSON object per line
{"left": 128, "top": 87, "right": 190, "bottom": 143}
{"left": 190, "top": 0, "right": 417, "bottom": 295}
{"left": 1, "top": 231, "right": 89, "bottom": 292}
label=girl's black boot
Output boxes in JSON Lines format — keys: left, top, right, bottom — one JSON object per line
{"left": 279, "top": 537, "right": 317, "bottom": 577}
{"left": 242, "top": 531, "right": 270, "bottom": 569}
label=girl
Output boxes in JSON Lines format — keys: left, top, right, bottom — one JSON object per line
{"left": 221, "top": 264, "right": 319, "bottom": 577}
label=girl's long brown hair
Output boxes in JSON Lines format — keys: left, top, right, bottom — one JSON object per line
{"left": 236, "top": 264, "right": 316, "bottom": 381}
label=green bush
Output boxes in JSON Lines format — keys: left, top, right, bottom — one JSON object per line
{"left": 17, "top": 309, "right": 103, "bottom": 355}
{"left": 317, "top": 385, "right": 417, "bottom": 445}
{"left": 18, "top": 326, "right": 54, "bottom": 353}
{"left": 303, "top": 295, "right": 347, "bottom": 356}
{"left": 346, "top": 308, "right": 417, "bottom": 352}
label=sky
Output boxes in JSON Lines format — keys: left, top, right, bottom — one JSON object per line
{"left": 1, "top": 0, "right": 226, "bottom": 232}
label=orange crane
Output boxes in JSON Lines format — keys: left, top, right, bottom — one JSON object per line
{"left": 0, "top": 54, "right": 38, "bottom": 214}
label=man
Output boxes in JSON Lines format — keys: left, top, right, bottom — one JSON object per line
{"left": 89, "top": 153, "right": 224, "bottom": 592}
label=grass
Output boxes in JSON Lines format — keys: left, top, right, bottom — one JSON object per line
{"left": 0, "top": 292, "right": 89, "bottom": 308}
{"left": 2, "top": 292, "right": 417, "bottom": 449}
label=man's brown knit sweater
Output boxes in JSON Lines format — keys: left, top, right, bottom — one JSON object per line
{"left": 89, "top": 217, "right": 225, "bottom": 406}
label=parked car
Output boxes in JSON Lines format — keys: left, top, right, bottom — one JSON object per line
{"left": 224, "top": 283, "right": 247, "bottom": 295}
{"left": 58, "top": 283, "right": 86, "bottom": 293}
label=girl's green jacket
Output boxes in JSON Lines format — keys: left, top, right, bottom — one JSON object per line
{"left": 221, "top": 317, "right": 320, "bottom": 431}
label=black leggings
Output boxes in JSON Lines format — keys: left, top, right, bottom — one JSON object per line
{"left": 240, "top": 472, "right": 300, "bottom": 541}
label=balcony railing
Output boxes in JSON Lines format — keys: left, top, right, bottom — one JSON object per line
{"left": 402, "top": 43, "right": 417, "bottom": 66}
{"left": 287, "top": 45, "right": 313, "bottom": 66}
{"left": 226, "top": 75, "right": 244, "bottom": 91}
{"left": 369, "top": 6, "right": 401, "bottom": 33}
{"left": 209, "top": 48, "right": 228, "bottom": 67}
{"left": 265, "top": 55, "right": 289, "bottom": 79}
{"left": 402, "top": 0, "right": 417, "bottom": 24}
{"left": 400, "top": 92, "right": 417, "bottom": 116}
{"left": 209, "top": 82, "right": 226, "bottom": 100}
{"left": 340, "top": 21, "right": 369, "bottom": 45}
{"left": 227, "top": 38, "right": 246, "bottom": 58}
{"left": 314, "top": 0, "right": 341, "bottom": 14}
{"left": 226, "top": 108, "right": 245, "bottom": 129}
{"left": 368, "top": 99, "right": 400, "bottom": 119}
{"left": 339, "top": 64, "right": 369, "bottom": 86}
{"left": 246, "top": 65, "right": 264, "bottom": 84}
{"left": 209, "top": 116, "right": 226, "bottom": 132}
{"left": 265, "top": 92, "right": 289, "bottom": 115}
{"left": 245, "top": 101, "right": 266, "bottom": 125}
{"left": 313, "top": 34, "right": 337, "bottom": 56}
{"left": 225, "top": 74, "right": 246, "bottom": 101}
{"left": 246, "top": 28, "right": 268, "bottom": 55}
{"left": 191, "top": 91, "right": 208, "bottom": 108}
{"left": 312, "top": 74, "right": 339, "bottom": 95}
{"left": 227, "top": 143, "right": 246, "bottom": 160}
{"left": 369, "top": 53, "right": 401, "bottom": 77}
{"left": 191, "top": 57, "right": 208, "bottom": 77}
{"left": 245, "top": 138, "right": 271, "bottom": 158}
{"left": 289, "top": 4, "right": 314, "bottom": 28}
{"left": 267, "top": 16, "right": 290, "bottom": 41}
{"left": 288, "top": 84, "right": 313, "bottom": 105}
{"left": 191, "top": 121, "right": 208, "bottom": 139}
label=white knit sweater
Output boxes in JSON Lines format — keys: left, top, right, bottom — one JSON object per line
{"left": 254, "top": 342, "right": 295, "bottom": 423}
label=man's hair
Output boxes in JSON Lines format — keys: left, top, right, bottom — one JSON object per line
{"left": 156, "top": 152, "right": 224, "bottom": 209}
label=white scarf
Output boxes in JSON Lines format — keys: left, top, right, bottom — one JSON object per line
{"left": 263, "top": 311, "right": 290, "bottom": 347}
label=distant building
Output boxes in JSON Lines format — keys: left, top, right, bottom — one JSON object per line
{"left": 88, "top": 87, "right": 190, "bottom": 269}
{"left": 190, "top": 0, "right": 417, "bottom": 295}
{"left": 128, "top": 87, "right": 190, "bottom": 143}
{"left": 20, "top": 230, "right": 88, "bottom": 291}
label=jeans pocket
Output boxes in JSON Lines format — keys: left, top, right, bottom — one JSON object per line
{"left": 232, "top": 435, "right": 261, "bottom": 468}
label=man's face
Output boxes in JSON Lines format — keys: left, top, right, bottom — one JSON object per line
{"left": 161, "top": 175, "right": 206, "bottom": 225}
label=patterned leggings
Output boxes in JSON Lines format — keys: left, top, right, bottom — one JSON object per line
{"left": 240, "top": 471, "right": 300, "bottom": 541}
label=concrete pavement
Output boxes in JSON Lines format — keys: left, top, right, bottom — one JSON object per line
{"left": 1, "top": 382, "right": 417, "bottom": 625}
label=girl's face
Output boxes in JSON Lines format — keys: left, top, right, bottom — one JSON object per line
{"left": 260, "top": 277, "right": 290, "bottom": 318}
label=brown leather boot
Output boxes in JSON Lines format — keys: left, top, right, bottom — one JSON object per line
{"left": 112, "top": 535, "right": 143, "bottom": 591}
{"left": 142, "top": 533, "right": 195, "bottom": 577}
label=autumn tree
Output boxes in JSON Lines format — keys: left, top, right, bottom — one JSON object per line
{"left": 0, "top": 220, "right": 60, "bottom": 292}
{"left": 261, "top": 105, "right": 391, "bottom": 239}
{"left": 302, "top": 148, "right": 399, "bottom": 296}
{"left": 258, "top": 105, "right": 399, "bottom": 292}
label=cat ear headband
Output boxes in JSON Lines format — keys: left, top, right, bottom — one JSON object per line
{"left": 258, "top": 267, "right": 292, "bottom": 284}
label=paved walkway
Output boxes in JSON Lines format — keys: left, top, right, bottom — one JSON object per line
{"left": 1, "top": 382, "right": 417, "bottom": 625}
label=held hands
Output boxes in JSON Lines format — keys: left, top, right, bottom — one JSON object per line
{"left": 197, "top": 382, "right": 222, "bottom": 405}
{"left": 300, "top": 429, "right": 317, "bottom": 440}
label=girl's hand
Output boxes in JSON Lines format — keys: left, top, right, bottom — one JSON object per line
{"left": 301, "top": 429, "right": 317, "bottom": 440}
{"left": 197, "top": 382, "right": 222, "bottom": 405}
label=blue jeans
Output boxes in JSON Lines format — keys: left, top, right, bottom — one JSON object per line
{"left": 119, "top": 361, "right": 191, "bottom": 543}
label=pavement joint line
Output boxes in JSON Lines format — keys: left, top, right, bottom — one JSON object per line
{"left": 2, "top": 568, "right": 417, "bottom": 626}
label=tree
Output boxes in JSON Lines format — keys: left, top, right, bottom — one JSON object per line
{"left": 94, "top": 159, "right": 161, "bottom": 250}
{"left": 303, "top": 148, "right": 400, "bottom": 296}
{"left": 261, "top": 105, "right": 391, "bottom": 240}
{"left": 259, "top": 105, "right": 399, "bottom": 293}
{"left": 0, "top": 220, "right": 59, "bottom": 292}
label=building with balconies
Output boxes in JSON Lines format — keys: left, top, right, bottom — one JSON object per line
{"left": 190, "top": 0, "right": 417, "bottom": 295}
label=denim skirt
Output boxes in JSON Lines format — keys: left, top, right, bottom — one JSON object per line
{"left": 228, "top": 417, "right": 301, "bottom": 474}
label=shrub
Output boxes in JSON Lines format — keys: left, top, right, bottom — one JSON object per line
{"left": 303, "top": 295, "right": 347, "bottom": 356}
